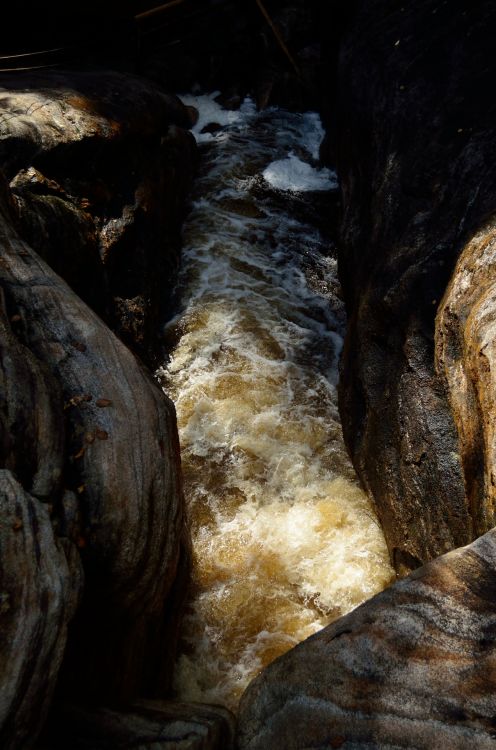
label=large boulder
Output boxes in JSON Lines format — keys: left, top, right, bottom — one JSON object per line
{"left": 0, "top": 70, "right": 192, "bottom": 745}
{"left": 336, "top": 0, "right": 496, "bottom": 573}
{"left": 237, "top": 527, "right": 496, "bottom": 749}
{"left": 0, "top": 180, "right": 186, "bottom": 703}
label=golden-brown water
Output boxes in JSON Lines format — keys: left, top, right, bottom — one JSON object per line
{"left": 158, "top": 95, "right": 394, "bottom": 710}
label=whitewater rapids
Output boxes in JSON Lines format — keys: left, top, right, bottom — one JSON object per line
{"left": 157, "top": 93, "right": 394, "bottom": 710}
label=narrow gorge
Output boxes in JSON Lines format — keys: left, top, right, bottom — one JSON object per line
{"left": 1, "top": 1, "right": 496, "bottom": 749}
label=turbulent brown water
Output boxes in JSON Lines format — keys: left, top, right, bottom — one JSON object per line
{"left": 157, "top": 94, "right": 394, "bottom": 711}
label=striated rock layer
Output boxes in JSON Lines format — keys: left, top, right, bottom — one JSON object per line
{"left": 237, "top": 528, "right": 496, "bottom": 749}
{"left": 0, "top": 71, "right": 193, "bottom": 747}
{"left": 0, "top": 471, "right": 81, "bottom": 749}
{"left": 337, "top": 0, "right": 496, "bottom": 573}
{"left": 436, "top": 219, "right": 496, "bottom": 552}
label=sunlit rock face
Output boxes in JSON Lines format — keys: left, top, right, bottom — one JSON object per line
{"left": 436, "top": 220, "right": 496, "bottom": 543}
{"left": 336, "top": 0, "right": 496, "bottom": 573}
{"left": 237, "top": 527, "right": 496, "bottom": 750}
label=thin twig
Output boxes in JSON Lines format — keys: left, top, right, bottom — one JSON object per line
{"left": 0, "top": 48, "right": 64, "bottom": 61}
{"left": 135, "top": 0, "right": 188, "bottom": 21}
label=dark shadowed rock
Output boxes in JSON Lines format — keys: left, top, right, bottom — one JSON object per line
{"left": 337, "top": 0, "right": 496, "bottom": 572}
{"left": 10, "top": 167, "right": 106, "bottom": 318}
{"left": 0, "top": 290, "right": 64, "bottom": 500}
{"left": 0, "top": 67, "right": 206, "bottom": 748}
{"left": 237, "top": 528, "right": 496, "bottom": 749}
{"left": 0, "top": 69, "right": 197, "bottom": 365}
{"left": 0, "top": 61, "right": 212, "bottom": 748}
{"left": 39, "top": 701, "right": 235, "bottom": 750}
{"left": 0, "top": 471, "right": 82, "bottom": 750}
{"left": 0, "top": 185, "right": 187, "bottom": 702}
{"left": 139, "top": 0, "right": 325, "bottom": 112}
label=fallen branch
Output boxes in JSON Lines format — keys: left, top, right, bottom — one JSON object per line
{"left": 135, "top": 0, "right": 188, "bottom": 21}
{"left": 254, "top": 0, "right": 301, "bottom": 78}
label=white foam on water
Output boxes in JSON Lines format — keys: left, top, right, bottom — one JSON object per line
{"left": 263, "top": 151, "right": 338, "bottom": 192}
{"left": 179, "top": 91, "right": 257, "bottom": 143}
{"left": 158, "top": 95, "right": 394, "bottom": 711}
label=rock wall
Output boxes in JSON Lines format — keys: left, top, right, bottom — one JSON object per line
{"left": 237, "top": 2, "right": 496, "bottom": 745}
{"left": 237, "top": 527, "right": 496, "bottom": 749}
{"left": 336, "top": 0, "right": 496, "bottom": 573}
{"left": 0, "top": 71, "right": 195, "bottom": 747}
{"left": 0, "top": 472, "right": 81, "bottom": 749}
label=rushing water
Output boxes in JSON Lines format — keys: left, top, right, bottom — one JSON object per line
{"left": 157, "top": 94, "right": 394, "bottom": 711}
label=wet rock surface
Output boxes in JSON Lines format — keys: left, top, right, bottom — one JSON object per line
{"left": 337, "top": 0, "right": 496, "bottom": 572}
{"left": 0, "top": 71, "right": 194, "bottom": 746}
{"left": 237, "top": 528, "right": 496, "bottom": 749}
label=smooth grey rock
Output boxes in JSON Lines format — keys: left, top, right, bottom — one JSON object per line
{"left": 237, "top": 528, "right": 496, "bottom": 749}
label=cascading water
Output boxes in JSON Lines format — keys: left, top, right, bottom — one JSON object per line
{"left": 157, "top": 93, "right": 394, "bottom": 711}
